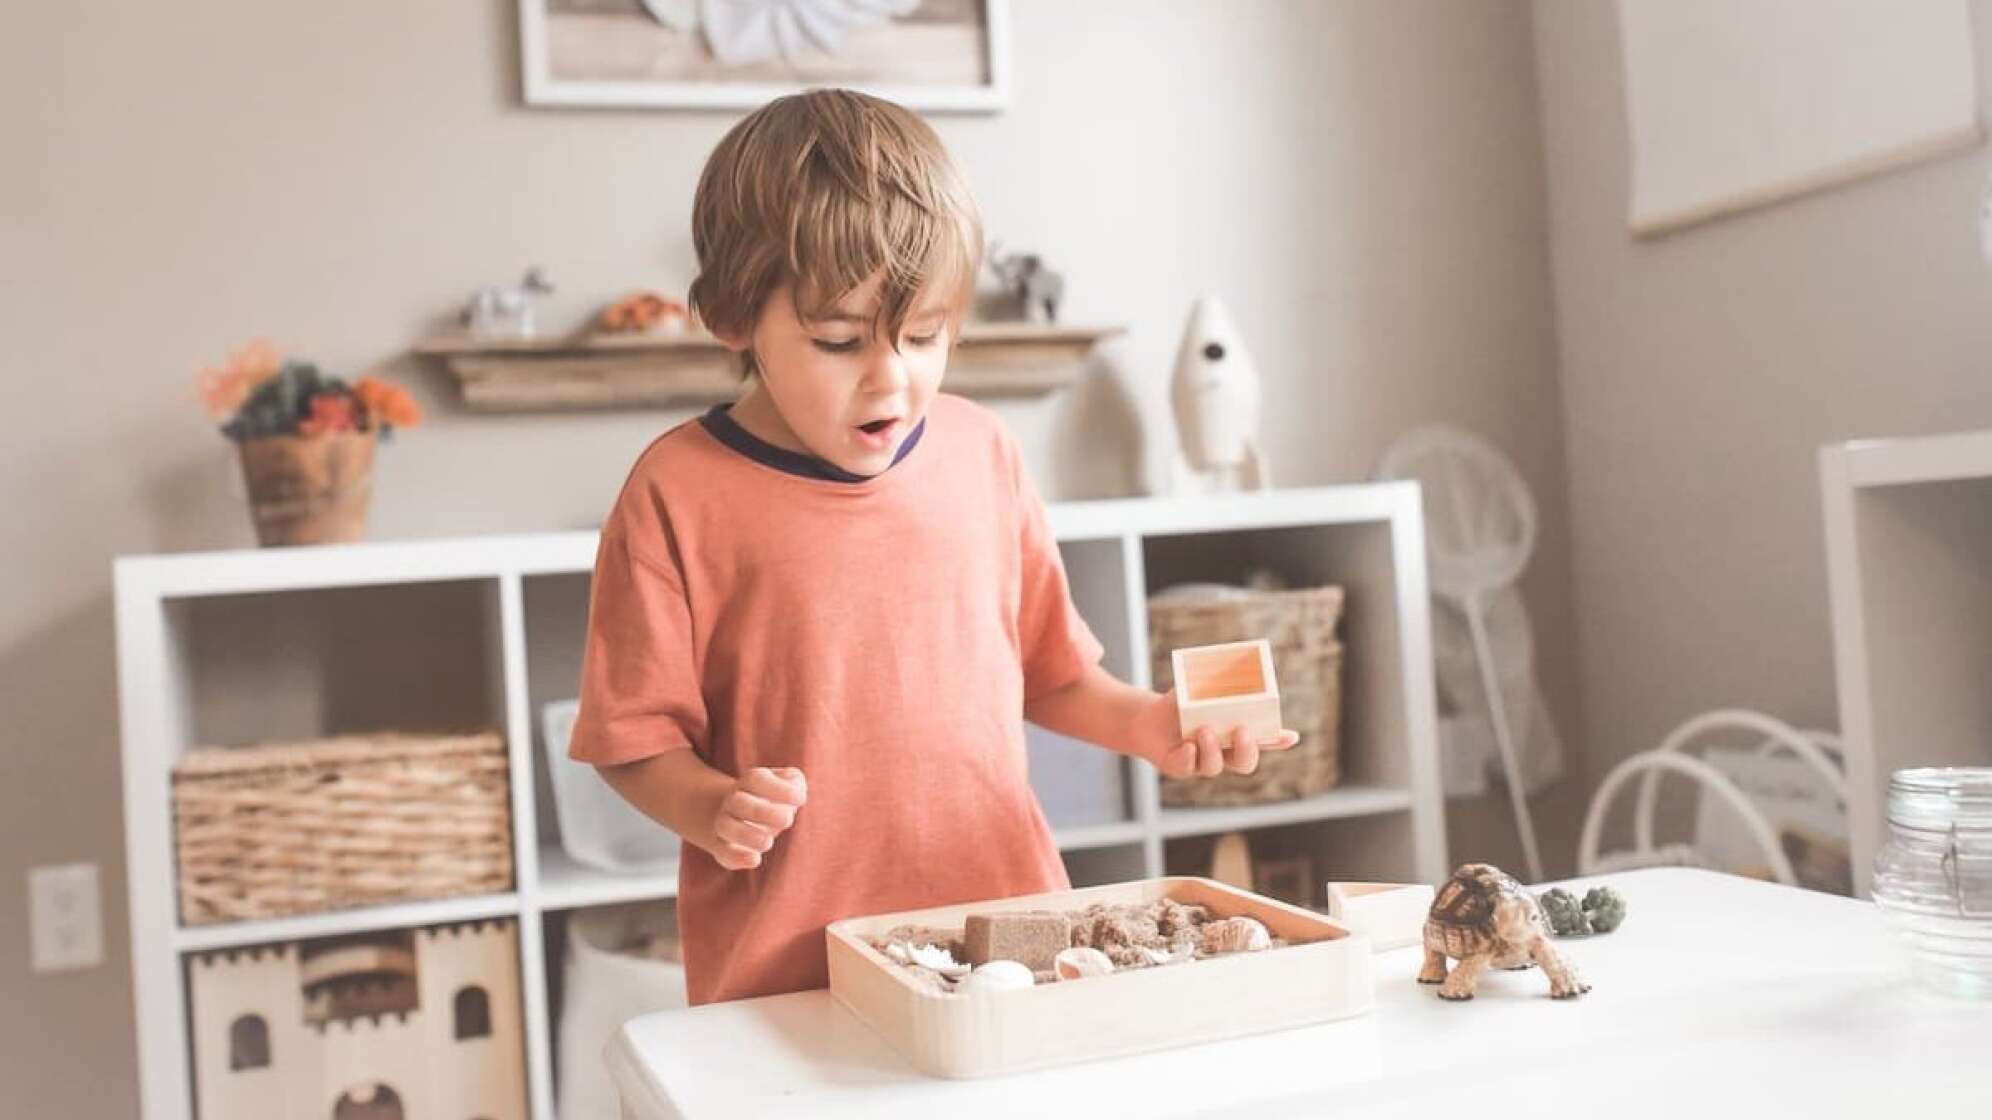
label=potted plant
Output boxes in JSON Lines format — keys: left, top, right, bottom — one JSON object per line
{"left": 196, "top": 339, "right": 422, "bottom": 546}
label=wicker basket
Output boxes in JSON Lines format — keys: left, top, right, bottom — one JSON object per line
{"left": 172, "top": 731, "right": 513, "bottom": 925}
{"left": 1149, "top": 586, "right": 1344, "bottom": 807}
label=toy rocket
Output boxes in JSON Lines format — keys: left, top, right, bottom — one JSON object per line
{"left": 1170, "top": 295, "right": 1271, "bottom": 493}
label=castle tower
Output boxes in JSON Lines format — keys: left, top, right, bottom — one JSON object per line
{"left": 412, "top": 919, "right": 527, "bottom": 1120}
{"left": 188, "top": 943, "right": 308, "bottom": 1120}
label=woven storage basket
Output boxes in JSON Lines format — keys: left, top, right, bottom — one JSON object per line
{"left": 1149, "top": 586, "right": 1344, "bottom": 807}
{"left": 172, "top": 731, "right": 513, "bottom": 925}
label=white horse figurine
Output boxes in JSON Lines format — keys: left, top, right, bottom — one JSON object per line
{"left": 465, "top": 267, "right": 555, "bottom": 339}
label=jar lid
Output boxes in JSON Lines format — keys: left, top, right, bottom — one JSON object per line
{"left": 1887, "top": 767, "right": 1992, "bottom": 832}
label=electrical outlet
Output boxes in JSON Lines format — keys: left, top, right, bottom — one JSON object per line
{"left": 29, "top": 863, "right": 103, "bottom": 973}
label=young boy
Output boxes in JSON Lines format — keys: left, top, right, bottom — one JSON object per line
{"left": 569, "top": 88, "right": 1296, "bottom": 1005}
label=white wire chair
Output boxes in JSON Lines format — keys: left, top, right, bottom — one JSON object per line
{"left": 1577, "top": 709, "right": 1846, "bottom": 887}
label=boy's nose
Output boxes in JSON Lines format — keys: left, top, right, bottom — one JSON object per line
{"left": 862, "top": 344, "right": 911, "bottom": 393}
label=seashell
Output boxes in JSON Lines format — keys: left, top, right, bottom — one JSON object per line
{"left": 1201, "top": 917, "right": 1272, "bottom": 955}
{"left": 1139, "top": 946, "right": 1191, "bottom": 966}
{"left": 908, "top": 942, "right": 969, "bottom": 978}
{"left": 956, "top": 959, "right": 1035, "bottom": 994}
{"left": 1052, "top": 946, "right": 1116, "bottom": 981}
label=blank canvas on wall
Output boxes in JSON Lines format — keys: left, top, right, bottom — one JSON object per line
{"left": 1617, "top": 0, "right": 1981, "bottom": 237}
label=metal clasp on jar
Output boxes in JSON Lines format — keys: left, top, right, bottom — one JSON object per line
{"left": 1940, "top": 820, "right": 1992, "bottom": 918}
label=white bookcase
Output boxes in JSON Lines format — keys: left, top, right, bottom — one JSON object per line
{"left": 115, "top": 484, "right": 1443, "bottom": 1119}
{"left": 1821, "top": 430, "right": 1992, "bottom": 897}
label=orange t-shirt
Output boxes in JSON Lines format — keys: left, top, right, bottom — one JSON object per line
{"left": 568, "top": 393, "right": 1105, "bottom": 1004}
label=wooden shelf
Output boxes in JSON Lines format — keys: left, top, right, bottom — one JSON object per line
{"left": 537, "top": 846, "right": 679, "bottom": 913}
{"left": 413, "top": 322, "right": 1124, "bottom": 411}
{"left": 114, "top": 486, "right": 1442, "bottom": 1120}
{"left": 1155, "top": 785, "right": 1415, "bottom": 839}
{"left": 172, "top": 891, "right": 522, "bottom": 953}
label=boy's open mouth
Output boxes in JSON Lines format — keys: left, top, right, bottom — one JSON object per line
{"left": 857, "top": 418, "right": 896, "bottom": 435}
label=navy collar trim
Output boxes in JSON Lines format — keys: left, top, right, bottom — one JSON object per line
{"left": 699, "top": 403, "right": 924, "bottom": 483}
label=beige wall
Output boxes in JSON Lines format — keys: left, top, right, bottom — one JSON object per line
{"left": 2, "top": 3, "right": 1574, "bottom": 1114}
{"left": 1531, "top": 0, "right": 1992, "bottom": 836}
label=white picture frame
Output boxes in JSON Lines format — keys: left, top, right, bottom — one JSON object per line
{"left": 519, "top": 0, "right": 1011, "bottom": 113}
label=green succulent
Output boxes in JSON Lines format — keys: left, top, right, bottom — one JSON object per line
{"left": 1537, "top": 888, "right": 1591, "bottom": 936}
{"left": 1582, "top": 886, "right": 1627, "bottom": 933}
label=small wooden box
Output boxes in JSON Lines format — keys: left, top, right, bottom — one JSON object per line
{"left": 825, "top": 877, "right": 1373, "bottom": 1079}
{"left": 1171, "top": 639, "right": 1282, "bottom": 742}
{"left": 1326, "top": 881, "right": 1435, "bottom": 952}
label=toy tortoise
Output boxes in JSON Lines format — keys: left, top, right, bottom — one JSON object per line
{"left": 1418, "top": 863, "right": 1590, "bottom": 1001}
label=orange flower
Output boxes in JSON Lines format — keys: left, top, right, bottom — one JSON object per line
{"left": 195, "top": 338, "right": 284, "bottom": 420}
{"left": 296, "top": 392, "right": 356, "bottom": 438}
{"left": 354, "top": 376, "right": 423, "bottom": 430}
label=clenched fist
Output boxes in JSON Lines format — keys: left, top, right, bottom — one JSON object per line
{"left": 709, "top": 765, "right": 807, "bottom": 870}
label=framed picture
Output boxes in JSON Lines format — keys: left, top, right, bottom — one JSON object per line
{"left": 520, "top": 0, "right": 1010, "bottom": 113}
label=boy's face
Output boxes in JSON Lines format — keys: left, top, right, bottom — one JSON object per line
{"left": 723, "top": 271, "right": 952, "bottom": 478}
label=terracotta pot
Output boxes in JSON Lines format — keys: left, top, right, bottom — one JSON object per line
{"left": 236, "top": 430, "right": 376, "bottom": 546}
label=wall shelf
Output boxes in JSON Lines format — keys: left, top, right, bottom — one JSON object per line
{"left": 114, "top": 484, "right": 1442, "bottom": 1119}
{"left": 412, "top": 322, "right": 1125, "bottom": 411}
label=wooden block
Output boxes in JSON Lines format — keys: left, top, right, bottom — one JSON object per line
{"left": 826, "top": 878, "right": 1372, "bottom": 1079}
{"left": 1172, "top": 639, "right": 1281, "bottom": 742}
{"left": 1326, "top": 881, "right": 1436, "bottom": 952}
{"left": 963, "top": 911, "right": 1072, "bottom": 971}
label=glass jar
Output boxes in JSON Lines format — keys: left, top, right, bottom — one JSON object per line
{"left": 1872, "top": 767, "right": 1992, "bottom": 998}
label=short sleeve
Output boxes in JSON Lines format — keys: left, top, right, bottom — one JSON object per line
{"left": 567, "top": 524, "right": 708, "bottom": 766}
{"left": 1013, "top": 447, "right": 1106, "bottom": 701}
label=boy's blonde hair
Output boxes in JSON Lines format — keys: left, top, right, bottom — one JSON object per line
{"left": 689, "top": 89, "right": 982, "bottom": 374}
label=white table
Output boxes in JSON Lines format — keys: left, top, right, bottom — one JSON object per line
{"left": 608, "top": 869, "right": 1992, "bottom": 1119}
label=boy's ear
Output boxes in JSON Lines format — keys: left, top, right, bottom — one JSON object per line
{"left": 708, "top": 326, "right": 751, "bottom": 353}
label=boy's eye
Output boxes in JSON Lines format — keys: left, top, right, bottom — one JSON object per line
{"left": 908, "top": 333, "right": 940, "bottom": 348}
{"left": 812, "top": 337, "right": 862, "bottom": 354}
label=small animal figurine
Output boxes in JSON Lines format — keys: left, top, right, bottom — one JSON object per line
{"left": 984, "top": 241, "right": 1065, "bottom": 323}
{"left": 1418, "top": 863, "right": 1590, "bottom": 1001}
{"left": 465, "top": 267, "right": 555, "bottom": 339}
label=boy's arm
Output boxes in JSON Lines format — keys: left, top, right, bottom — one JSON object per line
{"left": 596, "top": 750, "right": 734, "bottom": 855}
{"left": 1023, "top": 661, "right": 1165, "bottom": 761}
{"left": 596, "top": 751, "right": 806, "bottom": 871}
{"left": 1024, "top": 661, "right": 1300, "bottom": 780}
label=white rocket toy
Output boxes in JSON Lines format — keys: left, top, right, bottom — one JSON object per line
{"left": 1170, "top": 295, "right": 1271, "bottom": 494}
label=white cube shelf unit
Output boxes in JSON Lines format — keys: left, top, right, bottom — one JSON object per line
{"left": 1821, "top": 430, "right": 1992, "bottom": 897}
{"left": 115, "top": 483, "right": 1443, "bottom": 1119}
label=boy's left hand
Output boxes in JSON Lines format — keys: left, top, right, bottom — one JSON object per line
{"left": 1137, "top": 689, "right": 1301, "bottom": 780}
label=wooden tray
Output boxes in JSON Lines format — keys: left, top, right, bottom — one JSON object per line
{"left": 1327, "top": 881, "right": 1436, "bottom": 952}
{"left": 825, "top": 877, "right": 1374, "bottom": 1079}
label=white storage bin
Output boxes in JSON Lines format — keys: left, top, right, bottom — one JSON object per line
{"left": 558, "top": 902, "right": 688, "bottom": 1120}
{"left": 542, "top": 699, "right": 679, "bottom": 874}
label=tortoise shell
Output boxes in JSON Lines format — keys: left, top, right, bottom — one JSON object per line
{"left": 1425, "top": 863, "right": 1535, "bottom": 959}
